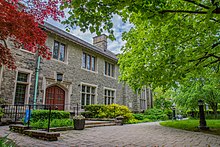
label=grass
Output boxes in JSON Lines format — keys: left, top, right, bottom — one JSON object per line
{"left": 160, "top": 119, "right": 220, "bottom": 136}
{"left": 0, "top": 135, "right": 16, "bottom": 147}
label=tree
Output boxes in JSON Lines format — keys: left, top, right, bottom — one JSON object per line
{"left": 153, "top": 87, "right": 173, "bottom": 110}
{"left": 0, "top": 0, "right": 64, "bottom": 69}
{"left": 62, "top": 0, "right": 220, "bottom": 90}
{"left": 174, "top": 70, "right": 220, "bottom": 117}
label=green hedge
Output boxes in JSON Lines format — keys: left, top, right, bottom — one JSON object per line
{"left": 30, "top": 119, "right": 73, "bottom": 129}
{"left": 31, "top": 110, "right": 70, "bottom": 122}
{"left": 144, "top": 108, "right": 169, "bottom": 121}
{"left": 82, "top": 104, "right": 134, "bottom": 122}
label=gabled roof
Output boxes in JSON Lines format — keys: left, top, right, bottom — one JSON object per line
{"left": 42, "top": 22, "right": 118, "bottom": 62}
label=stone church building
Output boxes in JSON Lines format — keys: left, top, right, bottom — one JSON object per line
{"left": 0, "top": 22, "right": 153, "bottom": 112}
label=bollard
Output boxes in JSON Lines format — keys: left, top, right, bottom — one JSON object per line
{"left": 47, "top": 106, "right": 52, "bottom": 132}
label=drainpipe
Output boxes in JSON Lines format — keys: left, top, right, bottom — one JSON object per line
{"left": 33, "top": 55, "right": 41, "bottom": 109}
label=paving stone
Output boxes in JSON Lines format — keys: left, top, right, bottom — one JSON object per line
{"left": 1, "top": 122, "right": 220, "bottom": 146}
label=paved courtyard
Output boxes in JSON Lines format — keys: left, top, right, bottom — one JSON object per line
{"left": 1, "top": 122, "right": 220, "bottom": 147}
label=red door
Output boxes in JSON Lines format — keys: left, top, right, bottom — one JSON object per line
{"left": 46, "top": 86, "right": 65, "bottom": 110}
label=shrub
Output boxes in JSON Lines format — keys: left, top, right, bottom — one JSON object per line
{"left": 144, "top": 108, "right": 169, "bottom": 121}
{"left": 31, "top": 110, "right": 70, "bottom": 122}
{"left": 30, "top": 119, "right": 73, "bottom": 129}
{"left": 83, "top": 104, "right": 134, "bottom": 122}
{"left": 133, "top": 113, "right": 145, "bottom": 120}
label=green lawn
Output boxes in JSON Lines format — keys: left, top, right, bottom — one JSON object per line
{"left": 160, "top": 119, "right": 220, "bottom": 136}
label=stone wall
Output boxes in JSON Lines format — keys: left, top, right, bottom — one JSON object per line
{"left": 0, "top": 32, "right": 141, "bottom": 111}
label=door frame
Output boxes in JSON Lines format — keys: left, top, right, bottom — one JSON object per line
{"left": 44, "top": 83, "right": 69, "bottom": 111}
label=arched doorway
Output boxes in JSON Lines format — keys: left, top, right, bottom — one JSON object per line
{"left": 46, "top": 85, "right": 65, "bottom": 110}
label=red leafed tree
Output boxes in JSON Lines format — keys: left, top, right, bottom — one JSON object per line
{"left": 0, "top": 0, "right": 64, "bottom": 69}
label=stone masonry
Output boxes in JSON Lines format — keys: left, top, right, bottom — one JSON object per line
{"left": 0, "top": 22, "right": 153, "bottom": 112}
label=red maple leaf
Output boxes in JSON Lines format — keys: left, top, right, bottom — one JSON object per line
{"left": 0, "top": 0, "right": 64, "bottom": 69}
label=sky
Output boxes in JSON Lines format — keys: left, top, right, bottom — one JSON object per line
{"left": 47, "top": 15, "right": 133, "bottom": 54}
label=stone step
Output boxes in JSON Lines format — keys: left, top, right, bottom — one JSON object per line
{"left": 85, "top": 122, "right": 116, "bottom": 128}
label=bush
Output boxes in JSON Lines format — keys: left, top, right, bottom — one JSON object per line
{"left": 31, "top": 110, "right": 70, "bottom": 122}
{"left": 83, "top": 104, "right": 134, "bottom": 122}
{"left": 133, "top": 113, "right": 145, "bottom": 120}
{"left": 30, "top": 119, "right": 73, "bottom": 129}
{"left": 144, "top": 108, "right": 169, "bottom": 121}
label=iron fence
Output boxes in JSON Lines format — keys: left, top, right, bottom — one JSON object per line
{"left": 0, "top": 104, "right": 80, "bottom": 132}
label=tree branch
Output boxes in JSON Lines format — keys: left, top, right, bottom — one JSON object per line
{"left": 160, "top": 8, "right": 220, "bottom": 14}
{"left": 184, "top": 0, "right": 210, "bottom": 9}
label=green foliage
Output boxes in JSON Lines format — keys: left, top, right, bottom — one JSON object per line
{"left": 174, "top": 72, "right": 220, "bottom": 115}
{"left": 133, "top": 113, "right": 145, "bottom": 120}
{"left": 144, "top": 108, "right": 169, "bottom": 121}
{"left": 83, "top": 104, "right": 134, "bottom": 122}
{"left": 30, "top": 119, "right": 73, "bottom": 129}
{"left": 0, "top": 135, "right": 16, "bottom": 147}
{"left": 31, "top": 110, "right": 70, "bottom": 122}
{"left": 61, "top": 0, "right": 220, "bottom": 91}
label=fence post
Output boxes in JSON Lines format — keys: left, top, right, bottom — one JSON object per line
{"left": 28, "top": 105, "right": 31, "bottom": 128}
{"left": 15, "top": 105, "right": 18, "bottom": 122}
{"left": 47, "top": 105, "right": 51, "bottom": 132}
{"left": 77, "top": 103, "right": 79, "bottom": 116}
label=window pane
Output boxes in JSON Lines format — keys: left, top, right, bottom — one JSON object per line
{"left": 59, "top": 44, "right": 65, "bottom": 62}
{"left": 15, "top": 84, "right": 26, "bottom": 105}
{"left": 86, "top": 94, "right": 90, "bottom": 105}
{"left": 111, "top": 91, "right": 114, "bottom": 97}
{"left": 53, "top": 41, "right": 59, "bottom": 59}
{"left": 82, "top": 53, "right": 86, "bottom": 68}
{"left": 108, "top": 90, "right": 110, "bottom": 96}
{"left": 105, "top": 97, "right": 107, "bottom": 105}
{"left": 108, "top": 63, "right": 111, "bottom": 76}
{"left": 82, "top": 85, "right": 85, "bottom": 92}
{"left": 112, "top": 98, "right": 114, "bottom": 104}
{"left": 91, "top": 87, "right": 95, "bottom": 94}
{"left": 86, "top": 86, "right": 90, "bottom": 93}
{"left": 87, "top": 55, "right": 91, "bottom": 70}
{"left": 81, "top": 93, "right": 85, "bottom": 106}
{"left": 108, "top": 97, "right": 111, "bottom": 105}
{"left": 111, "top": 65, "right": 115, "bottom": 77}
{"left": 91, "top": 95, "right": 95, "bottom": 104}
{"left": 105, "top": 62, "right": 107, "bottom": 75}
{"left": 92, "top": 56, "right": 95, "bottom": 71}
{"left": 17, "top": 72, "right": 28, "bottom": 82}
{"left": 105, "top": 89, "right": 107, "bottom": 96}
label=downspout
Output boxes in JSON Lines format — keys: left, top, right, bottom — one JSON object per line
{"left": 33, "top": 55, "right": 41, "bottom": 109}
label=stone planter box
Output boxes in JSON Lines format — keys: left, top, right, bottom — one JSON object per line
{"left": 24, "top": 130, "right": 60, "bottom": 141}
{"left": 9, "top": 124, "right": 60, "bottom": 141}
{"left": 9, "top": 124, "right": 30, "bottom": 133}
{"left": 74, "top": 119, "right": 85, "bottom": 130}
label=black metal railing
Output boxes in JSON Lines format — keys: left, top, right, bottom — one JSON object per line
{"left": 0, "top": 103, "right": 80, "bottom": 132}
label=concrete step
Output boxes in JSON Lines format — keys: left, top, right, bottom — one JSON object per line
{"left": 85, "top": 122, "right": 116, "bottom": 128}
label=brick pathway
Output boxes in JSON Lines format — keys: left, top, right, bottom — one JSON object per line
{"left": 1, "top": 122, "right": 220, "bottom": 147}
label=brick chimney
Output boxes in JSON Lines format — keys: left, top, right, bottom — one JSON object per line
{"left": 93, "top": 34, "right": 107, "bottom": 51}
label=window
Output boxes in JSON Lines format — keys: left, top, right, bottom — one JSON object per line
{"left": 140, "top": 88, "right": 147, "bottom": 110}
{"left": 105, "top": 61, "right": 115, "bottom": 77}
{"left": 53, "top": 41, "right": 66, "bottom": 62}
{"left": 81, "top": 84, "right": 96, "bottom": 108}
{"left": 82, "top": 52, "right": 96, "bottom": 71}
{"left": 15, "top": 72, "right": 29, "bottom": 105}
{"left": 104, "top": 89, "right": 115, "bottom": 105}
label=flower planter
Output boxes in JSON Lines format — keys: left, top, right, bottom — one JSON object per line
{"left": 73, "top": 119, "right": 85, "bottom": 130}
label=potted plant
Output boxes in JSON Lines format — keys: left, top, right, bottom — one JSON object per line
{"left": 73, "top": 115, "right": 85, "bottom": 130}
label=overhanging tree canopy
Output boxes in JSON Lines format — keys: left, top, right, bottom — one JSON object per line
{"left": 0, "top": 0, "right": 64, "bottom": 69}
{"left": 62, "top": 0, "right": 220, "bottom": 90}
